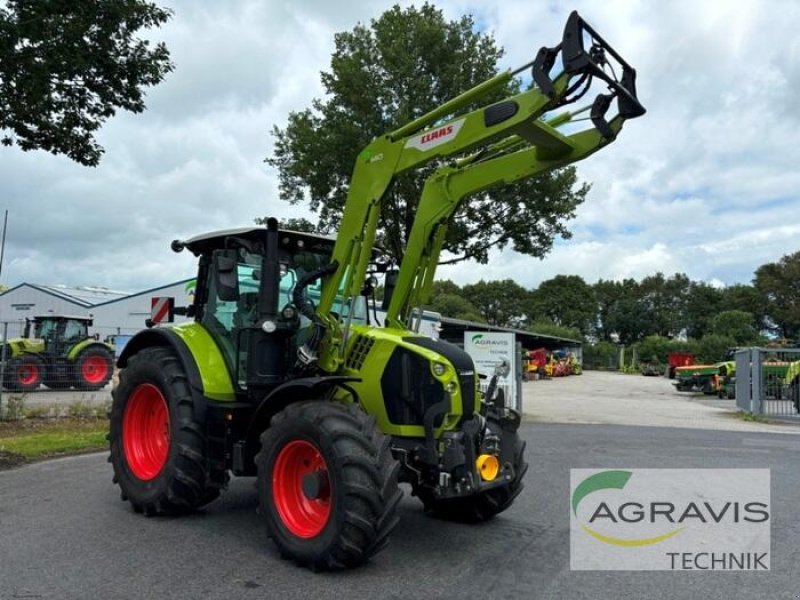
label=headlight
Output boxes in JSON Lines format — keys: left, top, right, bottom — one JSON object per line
{"left": 432, "top": 362, "right": 447, "bottom": 377}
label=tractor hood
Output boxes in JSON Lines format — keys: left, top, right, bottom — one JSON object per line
{"left": 2, "top": 338, "right": 45, "bottom": 357}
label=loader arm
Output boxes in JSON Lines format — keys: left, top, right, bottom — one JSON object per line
{"left": 386, "top": 115, "right": 626, "bottom": 328}
{"left": 311, "top": 11, "right": 645, "bottom": 372}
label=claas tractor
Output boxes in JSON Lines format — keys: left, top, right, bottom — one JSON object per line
{"left": 1, "top": 315, "right": 114, "bottom": 392}
{"left": 108, "top": 11, "right": 644, "bottom": 570}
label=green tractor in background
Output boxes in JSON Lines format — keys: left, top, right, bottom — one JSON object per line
{"left": 1, "top": 315, "right": 115, "bottom": 392}
{"left": 108, "top": 12, "right": 644, "bottom": 570}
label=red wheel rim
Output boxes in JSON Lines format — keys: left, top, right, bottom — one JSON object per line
{"left": 81, "top": 355, "right": 109, "bottom": 384}
{"left": 18, "top": 363, "right": 39, "bottom": 386}
{"left": 122, "top": 383, "right": 170, "bottom": 480}
{"left": 272, "top": 440, "right": 332, "bottom": 538}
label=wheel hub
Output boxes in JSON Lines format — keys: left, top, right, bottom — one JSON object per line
{"left": 122, "top": 383, "right": 170, "bottom": 481}
{"left": 272, "top": 440, "right": 332, "bottom": 538}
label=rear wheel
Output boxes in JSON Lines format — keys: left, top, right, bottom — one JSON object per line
{"left": 413, "top": 414, "right": 528, "bottom": 523}
{"left": 76, "top": 347, "right": 114, "bottom": 391}
{"left": 4, "top": 355, "right": 45, "bottom": 391}
{"left": 109, "top": 346, "right": 224, "bottom": 515}
{"left": 255, "top": 401, "right": 402, "bottom": 570}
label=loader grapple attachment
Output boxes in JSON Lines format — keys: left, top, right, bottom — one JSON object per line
{"left": 533, "top": 10, "right": 645, "bottom": 132}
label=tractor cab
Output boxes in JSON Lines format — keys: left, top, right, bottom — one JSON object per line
{"left": 26, "top": 315, "right": 93, "bottom": 355}
{"left": 172, "top": 223, "right": 378, "bottom": 396}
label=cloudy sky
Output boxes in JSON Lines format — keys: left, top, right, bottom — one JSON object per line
{"left": 1, "top": 0, "right": 798, "bottom": 293}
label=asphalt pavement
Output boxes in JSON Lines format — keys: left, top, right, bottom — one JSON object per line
{"left": 2, "top": 423, "right": 799, "bottom": 600}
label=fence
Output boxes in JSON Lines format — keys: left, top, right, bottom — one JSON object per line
{"left": 735, "top": 348, "right": 800, "bottom": 418}
{"left": 0, "top": 320, "right": 116, "bottom": 417}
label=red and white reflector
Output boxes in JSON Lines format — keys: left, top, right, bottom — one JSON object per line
{"left": 150, "top": 297, "right": 175, "bottom": 325}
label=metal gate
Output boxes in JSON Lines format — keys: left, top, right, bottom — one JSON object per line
{"left": 736, "top": 348, "right": 800, "bottom": 418}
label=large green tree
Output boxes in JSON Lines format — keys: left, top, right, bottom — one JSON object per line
{"left": 461, "top": 279, "right": 529, "bottom": 327}
{"left": 528, "top": 274, "right": 596, "bottom": 335}
{"left": 754, "top": 250, "right": 800, "bottom": 339}
{"left": 684, "top": 281, "right": 723, "bottom": 339}
{"left": 0, "top": 0, "right": 172, "bottom": 166}
{"left": 710, "top": 310, "right": 759, "bottom": 346}
{"left": 637, "top": 273, "right": 691, "bottom": 338}
{"left": 267, "top": 3, "right": 589, "bottom": 265}
{"left": 593, "top": 278, "right": 646, "bottom": 344}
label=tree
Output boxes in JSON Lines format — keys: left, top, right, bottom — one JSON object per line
{"left": 428, "top": 293, "right": 485, "bottom": 322}
{"left": 593, "top": 278, "right": 646, "bottom": 345}
{"left": 710, "top": 310, "right": 759, "bottom": 346}
{"left": 255, "top": 216, "right": 321, "bottom": 233}
{"left": 720, "top": 284, "right": 765, "bottom": 330}
{"left": 754, "top": 250, "right": 800, "bottom": 339}
{"left": 267, "top": 3, "right": 589, "bottom": 266}
{"left": 527, "top": 319, "right": 581, "bottom": 341}
{"left": 684, "top": 281, "right": 723, "bottom": 339}
{"left": 0, "top": 1, "right": 173, "bottom": 166}
{"left": 528, "top": 275, "right": 596, "bottom": 335}
{"left": 461, "top": 279, "right": 529, "bottom": 327}
{"left": 637, "top": 273, "right": 691, "bottom": 338}
{"left": 423, "top": 279, "right": 484, "bottom": 321}
{"left": 695, "top": 334, "right": 736, "bottom": 364}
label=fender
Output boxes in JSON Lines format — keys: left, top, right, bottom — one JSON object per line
{"left": 67, "top": 339, "right": 114, "bottom": 361}
{"left": 245, "top": 376, "right": 361, "bottom": 447}
{"left": 117, "top": 328, "right": 213, "bottom": 421}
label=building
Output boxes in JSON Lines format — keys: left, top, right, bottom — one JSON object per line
{"left": 0, "top": 280, "right": 195, "bottom": 339}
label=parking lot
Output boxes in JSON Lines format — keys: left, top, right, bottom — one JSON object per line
{"left": 1, "top": 371, "right": 799, "bottom": 599}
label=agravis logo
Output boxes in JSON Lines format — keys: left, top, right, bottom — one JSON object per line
{"left": 572, "top": 470, "right": 683, "bottom": 547}
{"left": 570, "top": 469, "right": 771, "bottom": 571}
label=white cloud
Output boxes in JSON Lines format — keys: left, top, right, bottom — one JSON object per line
{"left": 1, "top": 0, "right": 799, "bottom": 295}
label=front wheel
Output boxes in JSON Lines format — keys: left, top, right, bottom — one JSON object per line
{"left": 109, "top": 346, "right": 224, "bottom": 515}
{"left": 4, "top": 355, "right": 45, "bottom": 391}
{"left": 255, "top": 401, "right": 402, "bottom": 570}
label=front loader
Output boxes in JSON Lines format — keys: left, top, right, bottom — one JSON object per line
{"left": 108, "top": 11, "right": 645, "bottom": 570}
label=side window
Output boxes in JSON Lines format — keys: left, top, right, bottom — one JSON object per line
{"left": 63, "top": 320, "right": 86, "bottom": 341}
{"left": 201, "top": 253, "right": 266, "bottom": 389}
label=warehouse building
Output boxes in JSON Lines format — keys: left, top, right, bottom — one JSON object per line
{"left": 0, "top": 280, "right": 195, "bottom": 340}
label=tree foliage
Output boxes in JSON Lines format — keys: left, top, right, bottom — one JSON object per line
{"left": 528, "top": 274, "right": 596, "bottom": 335}
{"left": 0, "top": 0, "right": 173, "bottom": 166}
{"left": 710, "top": 310, "right": 759, "bottom": 345}
{"left": 267, "top": 3, "right": 589, "bottom": 265}
{"left": 461, "top": 279, "right": 529, "bottom": 327}
{"left": 754, "top": 250, "right": 800, "bottom": 339}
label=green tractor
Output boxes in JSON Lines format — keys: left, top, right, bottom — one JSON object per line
{"left": 1, "top": 315, "right": 115, "bottom": 392}
{"left": 108, "top": 12, "right": 644, "bottom": 570}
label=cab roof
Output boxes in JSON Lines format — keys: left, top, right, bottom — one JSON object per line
{"left": 177, "top": 227, "right": 339, "bottom": 257}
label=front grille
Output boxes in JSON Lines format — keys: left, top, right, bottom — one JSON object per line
{"left": 345, "top": 335, "right": 374, "bottom": 371}
{"left": 381, "top": 348, "right": 446, "bottom": 426}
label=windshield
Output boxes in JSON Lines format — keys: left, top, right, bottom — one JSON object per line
{"left": 34, "top": 319, "right": 57, "bottom": 339}
{"left": 207, "top": 248, "right": 368, "bottom": 332}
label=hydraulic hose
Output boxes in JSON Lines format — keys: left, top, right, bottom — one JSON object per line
{"left": 292, "top": 261, "right": 339, "bottom": 322}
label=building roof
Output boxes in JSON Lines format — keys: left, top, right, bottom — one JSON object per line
{"left": 28, "top": 284, "right": 130, "bottom": 307}
{"left": 438, "top": 316, "right": 582, "bottom": 348}
{"left": 0, "top": 281, "right": 190, "bottom": 308}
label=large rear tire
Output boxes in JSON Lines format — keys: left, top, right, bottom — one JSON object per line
{"left": 109, "top": 346, "right": 224, "bottom": 515}
{"left": 255, "top": 401, "right": 402, "bottom": 570}
{"left": 413, "top": 414, "right": 528, "bottom": 523}
{"left": 76, "top": 347, "right": 114, "bottom": 391}
{"left": 4, "top": 355, "right": 45, "bottom": 392}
